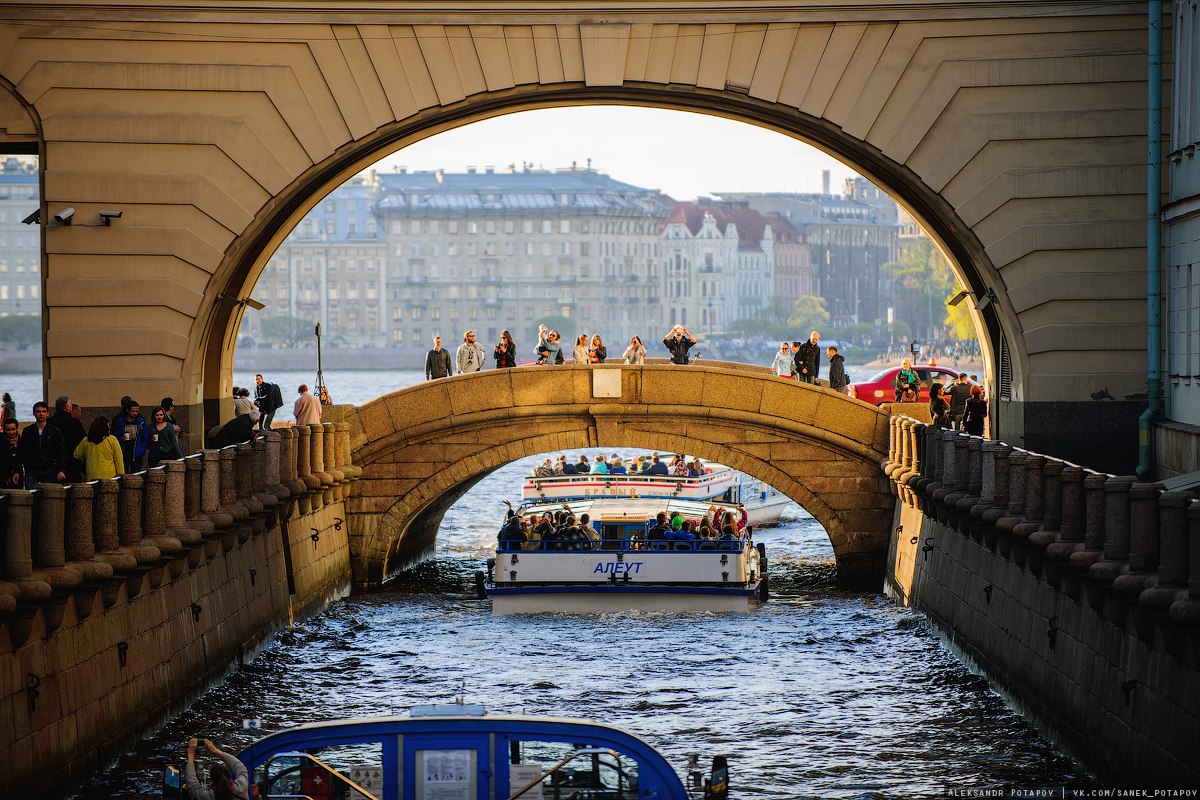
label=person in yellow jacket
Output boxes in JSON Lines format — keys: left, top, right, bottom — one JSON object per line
{"left": 74, "top": 416, "right": 125, "bottom": 480}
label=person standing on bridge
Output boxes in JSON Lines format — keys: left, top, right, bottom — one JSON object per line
{"left": 494, "top": 330, "right": 517, "bottom": 368}
{"left": 771, "top": 342, "right": 793, "bottom": 378}
{"left": 425, "top": 335, "right": 452, "bottom": 380}
{"left": 111, "top": 398, "right": 149, "bottom": 474}
{"left": 253, "top": 373, "right": 283, "bottom": 431}
{"left": 456, "top": 330, "right": 486, "bottom": 374}
{"left": 293, "top": 384, "right": 322, "bottom": 426}
{"left": 795, "top": 331, "right": 821, "bottom": 384}
{"left": 663, "top": 325, "right": 696, "bottom": 364}
{"left": 623, "top": 335, "right": 646, "bottom": 364}
{"left": 16, "top": 401, "right": 66, "bottom": 488}
{"left": 827, "top": 345, "right": 849, "bottom": 394}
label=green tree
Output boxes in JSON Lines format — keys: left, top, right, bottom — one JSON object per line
{"left": 260, "top": 315, "right": 315, "bottom": 348}
{"left": 787, "top": 295, "right": 831, "bottom": 334}
{"left": 882, "top": 239, "right": 958, "bottom": 339}
{"left": 0, "top": 315, "right": 41, "bottom": 350}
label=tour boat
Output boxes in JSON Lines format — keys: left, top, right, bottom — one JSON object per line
{"left": 220, "top": 703, "right": 730, "bottom": 800}
{"left": 484, "top": 495, "right": 768, "bottom": 615}
{"left": 521, "top": 456, "right": 790, "bottom": 528}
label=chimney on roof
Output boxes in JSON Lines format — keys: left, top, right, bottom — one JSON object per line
{"left": 485, "top": 165, "right": 494, "bottom": 174}
{"left": 822, "top": 170, "right": 830, "bottom": 196}
{"left": 467, "top": 166, "right": 476, "bottom": 174}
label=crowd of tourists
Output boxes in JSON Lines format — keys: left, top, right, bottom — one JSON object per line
{"left": 767, "top": 330, "right": 849, "bottom": 392}
{"left": 498, "top": 499, "right": 749, "bottom": 552}
{"left": 530, "top": 451, "right": 706, "bottom": 478}
{"left": 0, "top": 371, "right": 335, "bottom": 489}
{"left": 424, "top": 325, "right": 709, "bottom": 379}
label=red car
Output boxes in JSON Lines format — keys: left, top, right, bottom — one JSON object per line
{"left": 848, "top": 364, "right": 974, "bottom": 405}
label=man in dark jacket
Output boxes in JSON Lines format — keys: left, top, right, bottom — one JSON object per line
{"left": 794, "top": 330, "right": 821, "bottom": 383}
{"left": 48, "top": 396, "right": 86, "bottom": 482}
{"left": 826, "top": 346, "right": 849, "bottom": 394}
{"left": 209, "top": 412, "right": 257, "bottom": 449}
{"left": 254, "top": 373, "right": 284, "bottom": 431}
{"left": 2, "top": 418, "right": 22, "bottom": 488}
{"left": 425, "top": 335, "right": 453, "bottom": 380}
{"left": 112, "top": 399, "right": 149, "bottom": 474}
{"left": 16, "top": 401, "right": 66, "bottom": 488}
{"left": 662, "top": 325, "right": 696, "bottom": 365}
{"left": 640, "top": 455, "right": 669, "bottom": 475}
{"left": 948, "top": 373, "right": 974, "bottom": 430}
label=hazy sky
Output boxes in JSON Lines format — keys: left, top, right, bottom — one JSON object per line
{"left": 372, "top": 106, "right": 861, "bottom": 200}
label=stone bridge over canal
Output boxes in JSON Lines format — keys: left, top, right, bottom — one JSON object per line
{"left": 336, "top": 363, "right": 894, "bottom": 589}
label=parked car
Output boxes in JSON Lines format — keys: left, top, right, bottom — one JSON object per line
{"left": 848, "top": 364, "right": 974, "bottom": 405}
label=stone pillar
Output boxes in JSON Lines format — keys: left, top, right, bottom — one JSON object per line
{"left": 265, "top": 430, "right": 289, "bottom": 502}
{"left": 296, "top": 425, "right": 318, "bottom": 514}
{"left": 65, "top": 483, "right": 116, "bottom": 606}
{"left": 252, "top": 435, "right": 277, "bottom": 509}
{"left": 31, "top": 484, "right": 84, "bottom": 605}
{"left": 1, "top": 491, "right": 52, "bottom": 603}
{"left": 1140, "top": 490, "right": 1190, "bottom": 611}
{"left": 164, "top": 460, "right": 204, "bottom": 566}
{"left": 201, "top": 450, "right": 234, "bottom": 527}
{"left": 978, "top": 443, "right": 1013, "bottom": 550}
{"left": 310, "top": 424, "right": 332, "bottom": 487}
{"left": 1088, "top": 475, "right": 1136, "bottom": 592}
{"left": 1045, "top": 465, "right": 1086, "bottom": 563}
{"left": 143, "top": 467, "right": 184, "bottom": 582}
{"left": 884, "top": 415, "right": 901, "bottom": 479}
{"left": 236, "top": 442, "right": 263, "bottom": 516}
{"left": 895, "top": 420, "right": 920, "bottom": 501}
{"left": 1112, "top": 482, "right": 1164, "bottom": 598}
{"left": 931, "top": 431, "right": 961, "bottom": 509}
{"left": 994, "top": 451, "right": 1029, "bottom": 558}
{"left": 282, "top": 427, "right": 305, "bottom": 499}
{"left": 118, "top": 474, "right": 160, "bottom": 568}
{"left": 1167, "top": 500, "right": 1200, "bottom": 625}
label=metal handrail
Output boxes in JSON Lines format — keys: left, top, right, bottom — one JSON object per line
{"left": 508, "top": 747, "right": 625, "bottom": 800}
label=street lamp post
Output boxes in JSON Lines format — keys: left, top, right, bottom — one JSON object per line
{"left": 314, "top": 322, "right": 325, "bottom": 398}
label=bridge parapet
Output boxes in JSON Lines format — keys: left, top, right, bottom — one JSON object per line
{"left": 884, "top": 417, "right": 1200, "bottom": 785}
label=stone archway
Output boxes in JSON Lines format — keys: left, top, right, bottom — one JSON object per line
{"left": 345, "top": 364, "right": 893, "bottom": 589}
{"left": 0, "top": 4, "right": 1151, "bottom": 467}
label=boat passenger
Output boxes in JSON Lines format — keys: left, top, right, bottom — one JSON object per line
{"left": 737, "top": 504, "right": 749, "bottom": 530}
{"left": 687, "top": 459, "right": 702, "bottom": 478}
{"left": 185, "top": 738, "right": 249, "bottom": 800}
{"left": 609, "top": 456, "right": 627, "bottom": 475}
{"left": 561, "top": 457, "right": 578, "bottom": 475}
{"left": 553, "top": 455, "right": 567, "bottom": 475}
{"left": 576, "top": 454, "right": 591, "bottom": 473}
{"left": 670, "top": 512, "right": 684, "bottom": 531}
{"left": 578, "top": 513, "right": 599, "bottom": 541}
{"left": 646, "top": 512, "right": 671, "bottom": 548}
{"left": 641, "top": 455, "right": 669, "bottom": 476}
{"left": 533, "top": 459, "right": 554, "bottom": 477}
{"left": 667, "top": 520, "right": 698, "bottom": 549}
{"left": 589, "top": 455, "right": 608, "bottom": 474}
{"left": 498, "top": 516, "right": 527, "bottom": 548}
{"left": 693, "top": 458, "right": 706, "bottom": 475}
{"left": 671, "top": 456, "right": 690, "bottom": 477}
{"left": 718, "top": 524, "right": 741, "bottom": 548}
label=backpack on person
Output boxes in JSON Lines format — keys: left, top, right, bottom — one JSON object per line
{"left": 268, "top": 383, "right": 283, "bottom": 412}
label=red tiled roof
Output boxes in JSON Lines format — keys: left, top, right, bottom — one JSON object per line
{"left": 665, "top": 201, "right": 781, "bottom": 252}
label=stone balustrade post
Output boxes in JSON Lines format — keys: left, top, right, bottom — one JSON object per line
{"left": 978, "top": 443, "right": 1013, "bottom": 550}
{"left": 33, "top": 484, "right": 67, "bottom": 570}
{"left": 1167, "top": 501, "right": 1200, "bottom": 625}
{"left": 1088, "top": 475, "right": 1136, "bottom": 594}
{"left": 281, "top": 428, "right": 305, "bottom": 499}
{"left": 1140, "top": 491, "right": 1190, "bottom": 612}
{"left": 296, "top": 425, "right": 318, "bottom": 514}
{"left": 251, "top": 435, "right": 277, "bottom": 510}
{"left": 65, "top": 483, "right": 116, "bottom": 605}
{"left": 65, "top": 484, "right": 95, "bottom": 563}
{"left": 236, "top": 442, "right": 263, "bottom": 517}
{"left": 895, "top": 420, "right": 920, "bottom": 498}
{"left": 91, "top": 479, "right": 140, "bottom": 595}
{"left": 1008, "top": 454, "right": 1046, "bottom": 567}
{"left": 323, "top": 422, "right": 340, "bottom": 481}
{"left": 1045, "top": 465, "right": 1086, "bottom": 563}
{"left": 164, "top": 460, "right": 204, "bottom": 565}
{"left": 265, "top": 431, "right": 289, "bottom": 501}
{"left": 911, "top": 424, "right": 937, "bottom": 495}
{"left": 142, "top": 468, "right": 183, "bottom": 569}
{"left": 884, "top": 415, "right": 901, "bottom": 479}
{"left": 993, "top": 451, "right": 1029, "bottom": 558}
{"left": 2, "top": 491, "right": 52, "bottom": 603}
{"left": 219, "top": 447, "right": 248, "bottom": 522}
{"left": 1112, "top": 482, "right": 1165, "bottom": 598}
{"left": 201, "top": 450, "right": 233, "bottom": 528}
{"left": 118, "top": 474, "right": 161, "bottom": 570}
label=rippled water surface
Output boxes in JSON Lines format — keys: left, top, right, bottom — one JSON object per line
{"left": 44, "top": 369, "right": 1089, "bottom": 798}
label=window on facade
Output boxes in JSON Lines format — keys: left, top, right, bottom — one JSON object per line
{"left": 367, "top": 220, "right": 376, "bottom": 236}
{"left": 468, "top": 308, "right": 477, "bottom": 320}
{"left": 448, "top": 220, "right": 459, "bottom": 234}
{"left": 325, "top": 219, "right": 335, "bottom": 235}
{"left": 580, "top": 242, "right": 590, "bottom": 256}
{"left": 467, "top": 243, "right": 477, "bottom": 256}
{"left": 523, "top": 220, "right": 533, "bottom": 234}
{"left": 541, "top": 220, "right": 552, "bottom": 234}
{"left": 485, "top": 220, "right": 496, "bottom": 234}
{"left": 561, "top": 242, "right": 571, "bottom": 256}
{"left": 348, "top": 220, "right": 357, "bottom": 234}
{"left": 325, "top": 201, "right": 334, "bottom": 212}
{"left": 504, "top": 242, "right": 515, "bottom": 256}
{"left": 525, "top": 242, "right": 534, "bottom": 256}
{"left": 448, "top": 243, "right": 458, "bottom": 256}
{"left": 560, "top": 220, "right": 571, "bottom": 235}
{"left": 504, "top": 220, "right": 514, "bottom": 234}
{"left": 542, "top": 243, "right": 551, "bottom": 256}
{"left": 467, "top": 221, "right": 478, "bottom": 234}
{"left": 410, "top": 221, "right": 421, "bottom": 235}
{"left": 411, "top": 244, "right": 421, "bottom": 257}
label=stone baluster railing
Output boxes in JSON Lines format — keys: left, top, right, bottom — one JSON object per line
{"left": 28, "top": 484, "right": 83, "bottom": 632}
{"left": 1, "top": 491, "right": 51, "bottom": 644}
{"left": 993, "top": 450, "right": 1029, "bottom": 558}
{"left": 1139, "top": 491, "right": 1190, "bottom": 616}
{"left": 164, "top": 460, "right": 204, "bottom": 568}
{"left": 64, "top": 483, "right": 116, "bottom": 609}
{"left": 1167, "top": 501, "right": 1200, "bottom": 625}
{"left": 1112, "top": 482, "right": 1165, "bottom": 601}
{"left": 236, "top": 442, "right": 264, "bottom": 528}
{"left": 142, "top": 468, "right": 185, "bottom": 578}
{"left": 322, "top": 422, "right": 340, "bottom": 504}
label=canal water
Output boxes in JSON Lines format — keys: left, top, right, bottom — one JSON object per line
{"left": 22, "top": 369, "right": 1090, "bottom": 798}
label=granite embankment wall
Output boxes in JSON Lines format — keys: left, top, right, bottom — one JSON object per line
{"left": 0, "top": 422, "right": 361, "bottom": 798}
{"left": 883, "top": 418, "right": 1200, "bottom": 785}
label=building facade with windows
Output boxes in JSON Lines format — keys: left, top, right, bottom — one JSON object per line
{"left": 372, "top": 166, "right": 669, "bottom": 349}
{"left": 0, "top": 158, "right": 40, "bottom": 318}
{"left": 718, "top": 180, "right": 900, "bottom": 327}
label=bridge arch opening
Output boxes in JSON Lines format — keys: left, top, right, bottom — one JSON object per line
{"left": 344, "top": 364, "right": 894, "bottom": 591}
{"left": 204, "top": 90, "right": 1007, "bottom": 427}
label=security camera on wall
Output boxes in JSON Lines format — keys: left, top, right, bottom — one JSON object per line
{"left": 21, "top": 209, "right": 39, "bottom": 225}
{"left": 53, "top": 207, "right": 75, "bottom": 224}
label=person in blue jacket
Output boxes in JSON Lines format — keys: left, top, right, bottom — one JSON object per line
{"left": 111, "top": 397, "right": 149, "bottom": 473}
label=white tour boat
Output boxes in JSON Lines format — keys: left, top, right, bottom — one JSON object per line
{"left": 485, "top": 494, "right": 768, "bottom": 615}
{"left": 519, "top": 456, "right": 790, "bottom": 527}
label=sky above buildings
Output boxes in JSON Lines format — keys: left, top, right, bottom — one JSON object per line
{"left": 373, "top": 106, "right": 862, "bottom": 201}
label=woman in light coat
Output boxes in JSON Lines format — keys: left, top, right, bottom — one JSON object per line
{"left": 770, "top": 342, "right": 793, "bottom": 378}
{"left": 572, "top": 334, "right": 590, "bottom": 363}
{"left": 623, "top": 336, "right": 646, "bottom": 365}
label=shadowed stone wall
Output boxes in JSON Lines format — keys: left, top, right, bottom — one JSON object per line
{"left": 343, "top": 363, "right": 894, "bottom": 589}
{"left": 0, "top": 424, "right": 360, "bottom": 798}
{"left": 883, "top": 418, "right": 1200, "bottom": 785}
